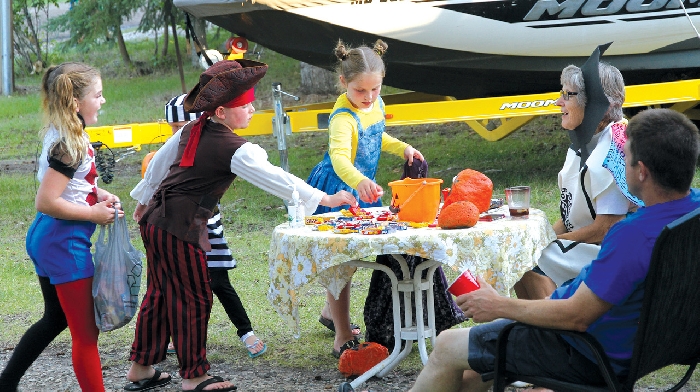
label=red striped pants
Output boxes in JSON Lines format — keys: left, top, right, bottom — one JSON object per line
{"left": 129, "top": 223, "right": 212, "bottom": 379}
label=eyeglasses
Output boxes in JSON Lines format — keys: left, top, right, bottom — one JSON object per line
{"left": 560, "top": 90, "right": 579, "bottom": 101}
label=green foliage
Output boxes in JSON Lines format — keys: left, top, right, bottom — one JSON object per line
{"left": 138, "top": 0, "right": 168, "bottom": 34}
{"left": 48, "top": 0, "right": 144, "bottom": 55}
{"left": 11, "top": 0, "right": 60, "bottom": 74}
{"left": 138, "top": 0, "right": 190, "bottom": 38}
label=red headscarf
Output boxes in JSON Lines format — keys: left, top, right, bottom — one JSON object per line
{"left": 180, "top": 88, "right": 255, "bottom": 167}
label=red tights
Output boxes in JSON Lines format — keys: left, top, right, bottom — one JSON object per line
{"left": 56, "top": 278, "right": 105, "bottom": 392}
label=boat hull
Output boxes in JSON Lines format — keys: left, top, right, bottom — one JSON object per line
{"left": 176, "top": 0, "right": 700, "bottom": 98}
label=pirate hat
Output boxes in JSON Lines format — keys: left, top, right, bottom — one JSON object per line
{"left": 183, "top": 59, "right": 267, "bottom": 113}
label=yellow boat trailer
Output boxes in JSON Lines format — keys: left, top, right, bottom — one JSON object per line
{"left": 86, "top": 77, "right": 700, "bottom": 150}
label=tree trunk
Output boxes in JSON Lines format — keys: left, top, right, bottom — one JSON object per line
{"left": 22, "top": 4, "right": 42, "bottom": 63}
{"left": 170, "top": 7, "right": 187, "bottom": 93}
{"left": 13, "top": 31, "right": 34, "bottom": 74}
{"left": 114, "top": 25, "right": 132, "bottom": 67}
{"left": 154, "top": 28, "right": 159, "bottom": 57}
{"left": 161, "top": 23, "right": 169, "bottom": 57}
{"left": 300, "top": 62, "right": 338, "bottom": 95}
{"left": 162, "top": 0, "right": 171, "bottom": 58}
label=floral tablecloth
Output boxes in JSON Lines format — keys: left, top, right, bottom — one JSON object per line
{"left": 268, "top": 206, "right": 556, "bottom": 333}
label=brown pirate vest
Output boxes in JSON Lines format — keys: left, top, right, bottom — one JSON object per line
{"left": 141, "top": 120, "right": 247, "bottom": 251}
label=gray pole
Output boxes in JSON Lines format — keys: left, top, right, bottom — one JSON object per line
{"left": 271, "top": 82, "right": 300, "bottom": 173}
{"left": 271, "top": 83, "right": 289, "bottom": 173}
{"left": 1, "top": 0, "right": 13, "bottom": 96}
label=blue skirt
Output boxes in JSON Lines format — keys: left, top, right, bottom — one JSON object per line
{"left": 306, "top": 153, "right": 382, "bottom": 215}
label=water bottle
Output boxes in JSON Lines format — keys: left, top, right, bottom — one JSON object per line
{"left": 295, "top": 197, "right": 305, "bottom": 228}
{"left": 288, "top": 188, "right": 299, "bottom": 227}
{"left": 291, "top": 189, "right": 304, "bottom": 228}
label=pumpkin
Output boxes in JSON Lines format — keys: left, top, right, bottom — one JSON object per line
{"left": 141, "top": 151, "right": 157, "bottom": 178}
{"left": 338, "top": 342, "right": 389, "bottom": 377}
{"left": 438, "top": 201, "right": 480, "bottom": 229}
{"left": 443, "top": 169, "right": 493, "bottom": 213}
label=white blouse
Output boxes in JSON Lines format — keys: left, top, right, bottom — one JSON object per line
{"left": 131, "top": 129, "right": 325, "bottom": 213}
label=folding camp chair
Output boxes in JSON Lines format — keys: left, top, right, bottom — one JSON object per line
{"left": 492, "top": 207, "right": 700, "bottom": 392}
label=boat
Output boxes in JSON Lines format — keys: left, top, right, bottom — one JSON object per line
{"left": 173, "top": 0, "right": 700, "bottom": 99}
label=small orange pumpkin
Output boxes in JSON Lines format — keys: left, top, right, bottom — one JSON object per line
{"left": 438, "top": 201, "right": 480, "bottom": 229}
{"left": 338, "top": 342, "right": 389, "bottom": 377}
{"left": 141, "top": 151, "right": 157, "bottom": 178}
{"left": 443, "top": 169, "right": 493, "bottom": 213}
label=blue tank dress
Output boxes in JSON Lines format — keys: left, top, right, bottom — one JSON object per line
{"left": 307, "top": 99, "right": 385, "bottom": 214}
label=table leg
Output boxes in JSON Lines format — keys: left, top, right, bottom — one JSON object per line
{"left": 412, "top": 259, "right": 441, "bottom": 364}
{"left": 345, "top": 259, "right": 404, "bottom": 387}
{"left": 344, "top": 256, "right": 441, "bottom": 388}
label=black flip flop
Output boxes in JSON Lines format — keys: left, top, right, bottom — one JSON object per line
{"left": 319, "top": 315, "right": 336, "bottom": 332}
{"left": 319, "top": 316, "right": 362, "bottom": 337}
{"left": 185, "top": 375, "right": 237, "bottom": 392}
{"left": 332, "top": 338, "right": 360, "bottom": 359}
{"left": 124, "top": 368, "right": 172, "bottom": 391}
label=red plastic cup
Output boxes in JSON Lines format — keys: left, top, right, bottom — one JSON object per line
{"left": 441, "top": 187, "right": 451, "bottom": 203}
{"left": 448, "top": 270, "right": 480, "bottom": 296}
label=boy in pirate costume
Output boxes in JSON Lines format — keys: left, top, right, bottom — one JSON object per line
{"left": 124, "top": 59, "right": 356, "bottom": 392}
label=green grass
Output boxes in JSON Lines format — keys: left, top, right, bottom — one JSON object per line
{"left": 2, "top": 33, "right": 700, "bottom": 389}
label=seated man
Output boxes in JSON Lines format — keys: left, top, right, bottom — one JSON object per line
{"left": 406, "top": 108, "right": 700, "bottom": 392}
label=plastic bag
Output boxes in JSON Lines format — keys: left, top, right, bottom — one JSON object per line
{"left": 92, "top": 208, "right": 144, "bottom": 332}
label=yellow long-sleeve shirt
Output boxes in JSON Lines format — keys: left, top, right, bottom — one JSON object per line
{"left": 329, "top": 94, "right": 409, "bottom": 189}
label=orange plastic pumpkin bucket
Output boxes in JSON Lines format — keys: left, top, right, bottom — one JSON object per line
{"left": 141, "top": 151, "right": 156, "bottom": 178}
{"left": 387, "top": 178, "right": 444, "bottom": 223}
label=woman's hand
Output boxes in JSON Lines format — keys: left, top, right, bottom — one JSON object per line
{"left": 404, "top": 146, "right": 425, "bottom": 166}
{"left": 321, "top": 190, "right": 357, "bottom": 208}
{"left": 356, "top": 178, "right": 383, "bottom": 204}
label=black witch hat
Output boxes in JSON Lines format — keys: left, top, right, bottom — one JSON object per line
{"left": 569, "top": 42, "right": 612, "bottom": 168}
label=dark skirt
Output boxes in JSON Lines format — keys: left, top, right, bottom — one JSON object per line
{"left": 363, "top": 255, "right": 466, "bottom": 351}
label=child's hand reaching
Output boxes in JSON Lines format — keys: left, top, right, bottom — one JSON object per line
{"left": 321, "top": 190, "right": 357, "bottom": 208}
{"left": 404, "top": 146, "right": 425, "bottom": 166}
{"left": 357, "top": 178, "right": 384, "bottom": 204}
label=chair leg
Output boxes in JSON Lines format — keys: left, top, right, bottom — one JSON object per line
{"left": 493, "top": 323, "right": 518, "bottom": 392}
{"left": 665, "top": 363, "right": 697, "bottom": 392}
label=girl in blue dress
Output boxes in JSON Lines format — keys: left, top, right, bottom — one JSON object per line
{"left": 307, "top": 39, "right": 424, "bottom": 357}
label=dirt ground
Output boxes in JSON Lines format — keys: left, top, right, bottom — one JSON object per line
{"left": 4, "top": 345, "right": 694, "bottom": 391}
{"left": 0, "top": 159, "right": 38, "bottom": 176}
{"left": 0, "top": 345, "right": 420, "bottom": 392}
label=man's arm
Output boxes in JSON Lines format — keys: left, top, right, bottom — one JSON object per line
{"left": 458, "top": 277, "right": 612, "bottom": 332}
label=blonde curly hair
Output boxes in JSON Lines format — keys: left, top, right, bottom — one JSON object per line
{"left": 40, "top": 62, "right": 101, "bottom": 167}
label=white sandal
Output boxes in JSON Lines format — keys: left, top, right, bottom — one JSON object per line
{"left": 241, "top": 331, "right": 267, "bottom": 358}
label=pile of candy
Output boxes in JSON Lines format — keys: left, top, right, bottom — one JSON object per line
{"left": 303, "top": 206, "right": 416, "bottom": 235}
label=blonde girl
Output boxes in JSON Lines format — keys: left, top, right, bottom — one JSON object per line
{"left": 0, "top": 62, "right": 121, "bottom": 391}
{"left": 306, "top": 40, "right": 424, "bottom": 358}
